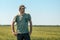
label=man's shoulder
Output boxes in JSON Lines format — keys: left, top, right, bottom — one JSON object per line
{"left": 14, "top": 14, "right": 19, "bottom": 18}
{"left": 25, "top": 13, "right": 30, "bottom": 16}
{"left": 25, "top": 13, "right": 30, "bottom": 14}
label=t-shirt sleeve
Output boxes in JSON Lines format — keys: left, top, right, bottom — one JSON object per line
{"left": 28, "top": 14, "right": 31, "bottom": 21}
{"left": 13, "top": 16, "right": 17, "bottom": 22}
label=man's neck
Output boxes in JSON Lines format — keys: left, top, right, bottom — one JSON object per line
{"left": 19, "top": 12, "right": 24, "bottom": 16}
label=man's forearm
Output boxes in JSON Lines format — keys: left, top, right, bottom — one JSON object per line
{"left": 12, "top": 26, "right": 15, "bottom": 32}
{"left": 30, "top": 21, "right": 32, "bottom": 33}
{"left": 11, "top": 22, "right": 15, "bottom": 32}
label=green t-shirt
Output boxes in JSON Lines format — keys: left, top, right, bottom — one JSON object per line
{"left": 13, "top": 13, "right": 31, "bottom": 34}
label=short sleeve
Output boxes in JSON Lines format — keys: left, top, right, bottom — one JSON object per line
{"left": 28, "top": 14, "right": 31, "bottom": 21}
{"left": 13, "top": 16, "right": 17, "bottom": 22}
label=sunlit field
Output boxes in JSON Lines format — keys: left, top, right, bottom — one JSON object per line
{"left": 0, "top": 25, "right": 60, "bottom": 40}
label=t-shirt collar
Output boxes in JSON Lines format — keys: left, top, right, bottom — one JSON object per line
{"left": 19, "top": 13, "right": 25, "bottom": 16}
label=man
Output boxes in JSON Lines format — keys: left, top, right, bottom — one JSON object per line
{"left": 11, "top": 5, "right": 32, "bottom": 40}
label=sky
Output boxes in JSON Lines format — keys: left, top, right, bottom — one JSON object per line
{"left": 0, "top": 0, "right": 60, "bottom": 25}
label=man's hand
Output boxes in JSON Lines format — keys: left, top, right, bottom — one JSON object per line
{"left": 29, "top": 31, "right": 32, "bottom": 35}
{"left": 12, "top": 32, "right": 17, "bottom": 36}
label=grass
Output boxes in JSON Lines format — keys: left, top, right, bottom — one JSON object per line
{"left": 0, "top": 25, "right": 60, "bottom": 40}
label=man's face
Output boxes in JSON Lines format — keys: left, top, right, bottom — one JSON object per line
{"left": 20, "top": 7, "right": 25, "bottom": 13}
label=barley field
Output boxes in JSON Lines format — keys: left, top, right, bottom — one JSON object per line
{"left": 0, "top": 25, "right": 60, "bottom": 40}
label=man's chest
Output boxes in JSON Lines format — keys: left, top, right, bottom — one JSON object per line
{"left": 16, "top": 15, "right": 28, "bottom": 22}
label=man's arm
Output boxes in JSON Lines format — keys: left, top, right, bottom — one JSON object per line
{"left": 28, "top": 14, "right": 32, "bottom": 35}
{"left": 29, "top": 20, "right": 32, "bottom": 35}
{"left": 11, "top": 21, "right": 15, "bottom": 33}
{"left": 11, "top": 20, "right": 17, "bottom": 36}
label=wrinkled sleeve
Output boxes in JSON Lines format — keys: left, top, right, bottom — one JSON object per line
{"left": 28, "top": 14, "right": 31, "bottom": 21}
{"left": 13, "top": 16, "right": 17, "bottom": 22}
